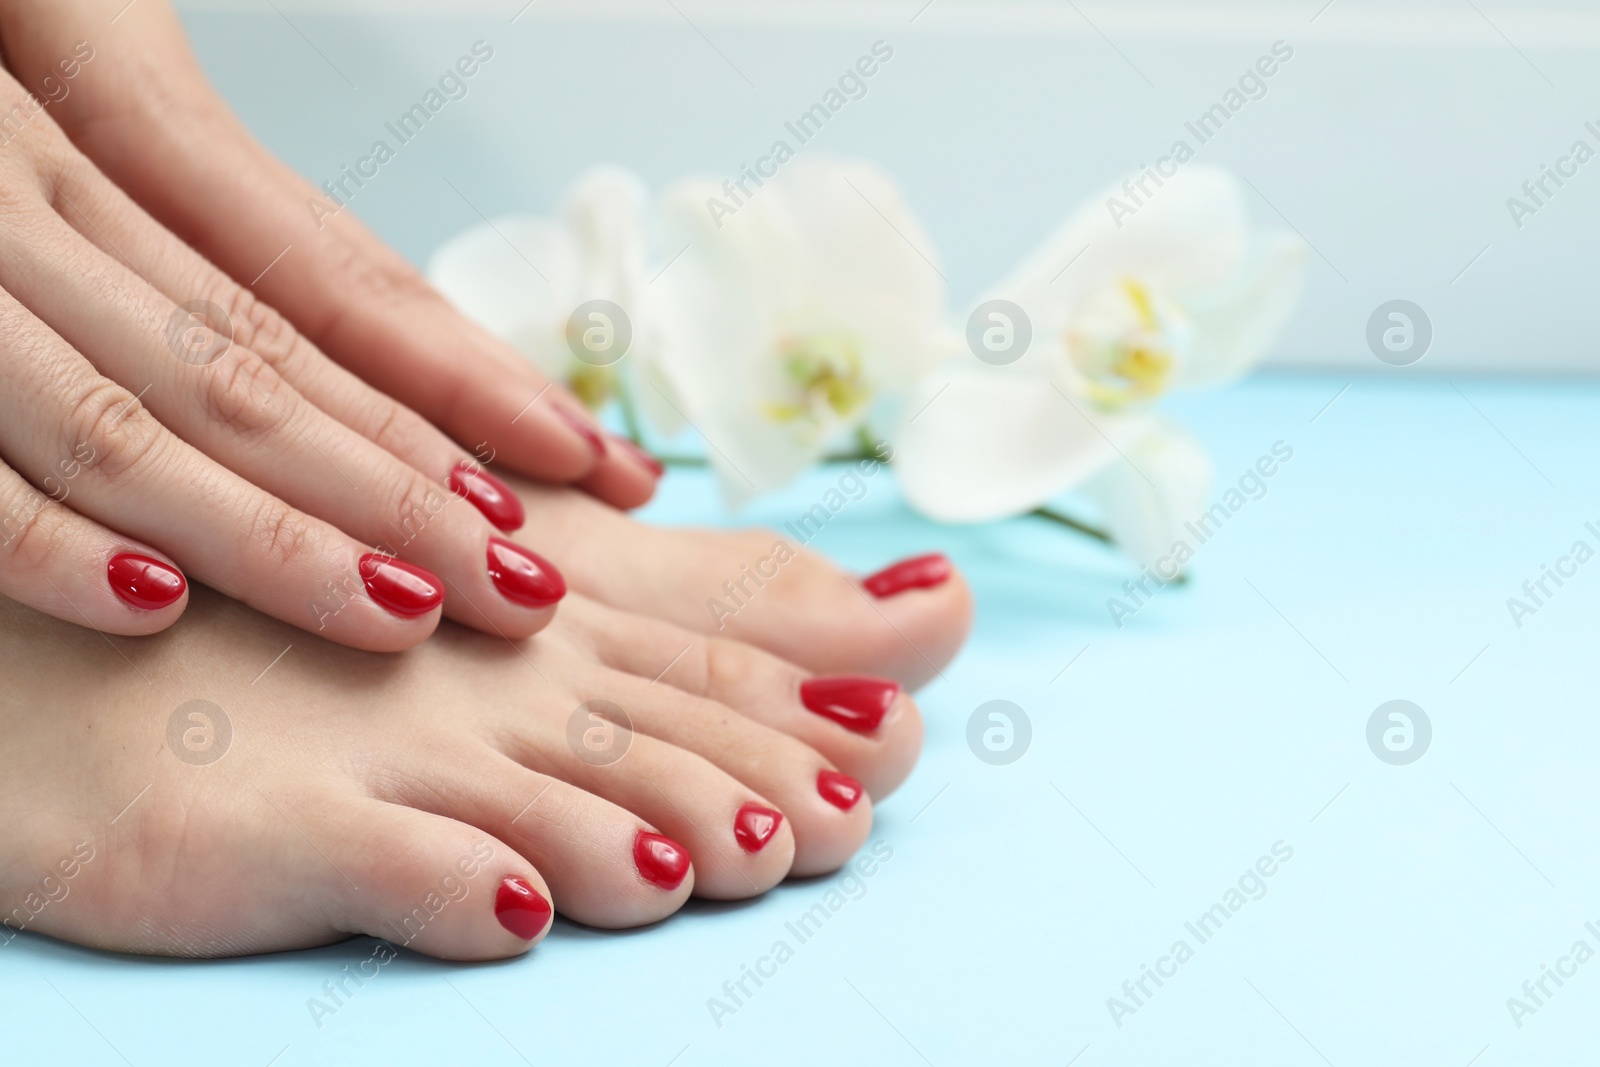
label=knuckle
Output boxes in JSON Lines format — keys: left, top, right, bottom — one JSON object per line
{"left": 366, "top": 397, "right": 431, "bottom": 463}
{"left": 0, "top": 488, "right": 64, "bottom": 570}
{"left": 375, "top": 472, "right": 448, "bottom": 554}
{"left": 217, "top": 285, "right": 300, "bottom": 370}
{"left": 246, "top": 499, "right": 317, "bottom": 573}
{"left": 200, "top": 349, "right": 295, "bottom": 440}
{"left": 66, "top": 381, "right": 164, "bottom": 482}
{"left": 325, "top": 233, "right": 432, "bottom": 303}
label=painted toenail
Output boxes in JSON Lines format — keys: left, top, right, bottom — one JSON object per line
{"left": 107, "top": 552, "right": 186, "bottom": 610}
{"left": 613, "top": 436, "right": 665, "bottom": 478}
{"left": 554, "top": 405, "right": 608, "bottom": 459}
{"left": 486, "top": 538, "right": 568, "bottom": 608}
{"left": 800, "top": 677, "right": 900, "bottom": 734}
{"left": 359, "top": 553, "right": 444, "bottom": 617}
{"left": 816, "top": 770, "right": 865, "bottom": 811}
{"left": 634, "top": 830, "right": 690, "bottom": 890}
{"left": 862, "top": 553, "right": 952, "bottom": 597}
{"left": 494, "top": 876, "right": 553, "bottom": 941}
{"left": 733, "top": 803, "right": 784, "bottom": 853}
{"left": 448, "top": 462, "right": 526, "bottom": 532}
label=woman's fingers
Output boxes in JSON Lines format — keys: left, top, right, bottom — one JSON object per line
{"left": 0, "top": 285, "right": 444, "bottom": 651}
{"left": 0, "top": 0, "right": 661, "bottom": 507}
{"left": 0, "top": 451, "right": 188, "bottom": 634}
{"left": 8, "top": 187, "right": 563, "bottom": 639}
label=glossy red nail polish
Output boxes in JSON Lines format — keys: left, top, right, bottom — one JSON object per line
{"left": 862, "top": 553, "right": 952, "bottom": 598}
{"left": 494, "top": 876, "right": 552, "bottom": 941}
{"left": 106, "top": 553, "right": 185, "bottom": 610}
{"left": 448, "top": 462, "right": 525, "bottom": 532}
{"left": 613, "top": 436, "right": 665, "bottom": 478}
{"left": 555, "top": 406, "right": 607, "bottom": 459}
{"left": 733, "top": 803, "right": 784, "bottom": 853}
{"left": 634, "top": 830, "right": 690, "bottom": 890}
{"left": 817, "top": 770, "right": 864, "bottom": 811}
{"left": 358, "top": 553, "right": 444, "bottom": 617}
{"left": 800, "top": 677, "right": 900, "bottom": 734}
{"left": 486, "top": 538, "right": 566, "bottom": 608}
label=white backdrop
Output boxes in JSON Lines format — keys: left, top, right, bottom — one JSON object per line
{"left": 176, "top": 0, "right": 1600, "bottom": 372}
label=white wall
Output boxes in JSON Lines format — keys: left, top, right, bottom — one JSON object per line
{"left": 176, "top": 1, "right": 1600, "bottom": 372}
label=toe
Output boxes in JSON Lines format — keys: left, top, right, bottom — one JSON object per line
{"left": 280, "top": 792, "right": 555, "bottom": 962}
{"left": 374, "top": 742, "right": 695, "bottom": 928}
{"left": 565, "top": 596, "right": 923, "bottom": 800}
{"left": 508, "top": 482, "right": 973, "bottom": 687}
{"left": 562, "top": 660, "right": 875, "bottom": 880}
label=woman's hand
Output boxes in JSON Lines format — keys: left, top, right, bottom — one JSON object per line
{"left": 0, "top": 61, "right": 568, "bottom": 650}
{"left": 0, "top": 0, "right": 664, "bottom": 511}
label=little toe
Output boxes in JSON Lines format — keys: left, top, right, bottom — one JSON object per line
{"left": 568, "top": 665, "right": 874, "bottom": 880}
{"left": 480, "top": 694, "right": 800, "bottom": 902}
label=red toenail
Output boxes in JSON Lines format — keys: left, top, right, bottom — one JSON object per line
{"left": 486, "top": 537, "right": 567, "bottom": 608}
{"left": 634, "top": 830, "right": 690, "bottom": 889}
{"left": 448, "top": 462, "right": 526, "bottom": 532}
{"left": 613, "top": 436, "right": 665, "bottom": 478}
{"left": 554, "top": 405, "right": 608, "bottom": 458}
{"left": 359, "top": 553, "right": 444, "bottom": 617}
{"left": 816, "top": 770, "right": 865, "bottom": 811}
{"left": 107, "top": 553, "right": 186, "bottom": 610}
{"left": 800, "top": 677, "right": 900, "bottom": 734}
{"left": 733, "top": 803, "right": 784, "bottom": 853}
{"left": 862, "top": 553, "right": 952, "bottom": 597}
{"left": 494, "top": 876, "right": 552, "bottom": 940}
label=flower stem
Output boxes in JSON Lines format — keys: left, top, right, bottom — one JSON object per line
{"left": 615, "top": 380, "right": 644, "bottom": 446}
{"left": 1029, "top": 506, "right": 1112, "bottom": 544}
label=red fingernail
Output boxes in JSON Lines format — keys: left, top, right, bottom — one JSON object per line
{"left": 862, "top": 553, "right": 952, "bottom": 598}
{"left": 799, "top": 677, "right": 900, "bottom": 734}
{"left": 358, "top": 553, "right": 444, "bottom": 617}
{"left": 613, "top": 436, "right": 665, "bottom": 478}
{"left": 555, "top": 406, "right": 607, "bottom": 459}
{"left": 448, "top": 462, "right": 525, "bottom": 533}
{"left": 486, "top": 537, "right": 566, "bottom": 608}
{"left": 733, "top": 803, "right": 783, "bottom": 853}
{"left": 494, "top": 876, "right": 552, "bottom": 941}
{"left": 817, "top": 770, "right": 864, "bottom": 811}
{"left": 107, "top": 552, "right": 186, "bottom": 610}
{"left": 634, "top": 830, "right": 690, "bottom": 890}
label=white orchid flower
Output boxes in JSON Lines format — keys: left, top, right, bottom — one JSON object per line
{"left": 427, "top": 167, "right": 649, "bottom": 409}
{"left": 644, "top": 158, "right": 947, "bottom": 503}
{"left": 893, "top": 165, "right": 1305, "bottom": 565}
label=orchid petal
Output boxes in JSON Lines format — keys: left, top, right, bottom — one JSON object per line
{"left": 1179, "top": 231, "right": 1308, "bottom": 387}
{"left": 647, "top": 159, "right": 945, "bottom": 500}
{"left": 892, "top": 363, "right": 1147, "bottom": 522}
{"left": 426, "top": 216, "right": 576, "bottom": 380}
{"left": 1078, "top": 417, "right": 1213, "bottom": 572}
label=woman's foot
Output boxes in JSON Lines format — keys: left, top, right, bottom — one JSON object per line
{"left": 0, "top": 585, "right": 921, "bottom": 960}
{"left": 509, "top": 481, "right": 973, "bottom": 689}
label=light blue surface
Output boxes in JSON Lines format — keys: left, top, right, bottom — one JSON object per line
{"left": 3, "top": 374, "right": 1598, "bottom": 1065}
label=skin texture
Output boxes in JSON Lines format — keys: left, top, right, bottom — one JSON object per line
{"left": 0, "top": 0, "right": 976, "bottom": 686}
{"left": 0, "top": 584, "right": 923, "bottom": 961}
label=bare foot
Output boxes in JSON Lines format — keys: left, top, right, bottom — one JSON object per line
{"left": 509, "top": 480, "right": 973, "bottom": 688}
{"left": 0, "top": 586, "right": 921, "bottom": 960}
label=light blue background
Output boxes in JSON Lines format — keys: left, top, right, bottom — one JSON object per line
{"left": 5, "top": 375, "right": 1595, "bottom": 1065}
{"left": 4, "top": 6, "right": 1599, "bottom": 1065}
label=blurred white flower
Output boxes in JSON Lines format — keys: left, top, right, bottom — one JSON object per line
{"left": 644, "top": 158, "right": 947, "bottom": 503}
{"left": 427, "top": 167, "right": 649, "bottom": 409}
{"left": 893, "top": 166, "right": 1305, "bottom": 565}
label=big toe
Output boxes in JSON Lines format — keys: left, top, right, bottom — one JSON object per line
{"left": 514, "top": 482, "right": 973, "bottom": 689}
